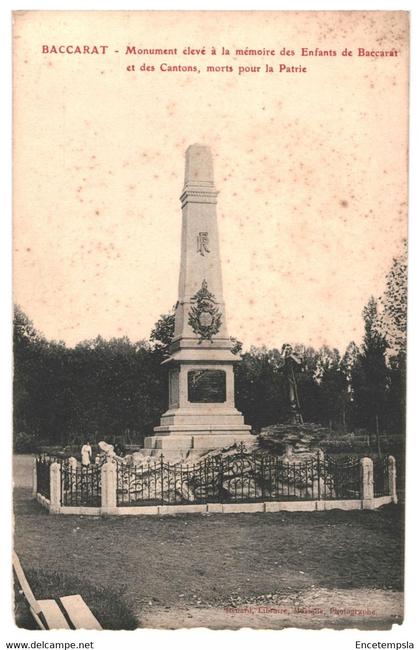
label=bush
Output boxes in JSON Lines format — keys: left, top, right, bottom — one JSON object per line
{"left": 13, "top": 431, "right": 40, "bottom": 454}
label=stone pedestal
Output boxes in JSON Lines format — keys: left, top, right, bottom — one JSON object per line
{"left": 101, "top": 461, "right": 117, "bottom": 513}
{"left": 360, "top": 456, "right": 374, "bottom": 509}
{"left": 49, "top": 462, "right": 61, "bottom": 514}
{"left": 388, "top": 455, "right": 398, "bottom": 504}
{"left": 32, "top": 457, "right": 37, "bottom": 498}
{"left": 146, "top": 144, "right": 252, "bottom": 458}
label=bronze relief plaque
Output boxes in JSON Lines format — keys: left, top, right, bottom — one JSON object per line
{"left": 187, "top": 370, "right": 226, "bottom": 403}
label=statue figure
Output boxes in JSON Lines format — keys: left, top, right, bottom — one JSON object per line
{"left": 97, "top": 440, "right": 126, "bottom": 464}
{"left": 98, "top": 440, "right": 116, "bottom": 458}
{"left": 281, "top": 343, "right": 304, "bottom": 425}
{"left": 81, "top": 440, "right": 92, "bottom": 466}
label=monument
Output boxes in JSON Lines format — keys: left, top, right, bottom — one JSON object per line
{"left": 281, "top": 343, "right": 304, "bottom": 425}
{"left": 143, "top": 144, "right": 253, "bottom": 457}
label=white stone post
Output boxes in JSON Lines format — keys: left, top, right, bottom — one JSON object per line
{"left": 101, "top": 461, "right": 117, "bottom": 514}
{"left": 32, "top": 457, "right": 37, "bottom": 498}
{"left": 68, "top": 456, "right": 78, "bottom": 497}
{"left": 50, "top": 462, "right": 61, "bottom": 514}
{"left": 360, "top": 457, "right": 374, "bottom": 509}
{"left": 317, "top": 450, "right": 325, "bottom": 498}
{"left": 388, "top": 455, "right": 398, "bottom": 504}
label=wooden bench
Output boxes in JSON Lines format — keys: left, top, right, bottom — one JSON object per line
{"left": 13, "top": 552, "right": 102, "bottom": 630}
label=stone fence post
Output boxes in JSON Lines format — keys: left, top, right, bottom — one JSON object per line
{"left": 32, "top": 457, "right": 37, "bottom": 498}
{"left": 388, "top": 455, "right": 398, "bottom": 504}
{"left": 317, "top": 450, "right": 325, "bottom": 498}
{"left": 101, "top": 461, "right": 117, "bottom": 514}
{"left": 360, "top": 457, "right": 374, "bottom": 509}
{"left": 50, "top": 462, "right": 61, "bottom": 514}
{"left": 68, "top": 456, "right": 78, "bottom": 495}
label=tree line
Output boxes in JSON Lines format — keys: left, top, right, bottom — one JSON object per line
{"left": 13, "top": 244, "right": 406, "bottom": 450}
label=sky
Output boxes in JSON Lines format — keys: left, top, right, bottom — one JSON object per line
{"left": 13, "top": 11, "right": 408, "bottom": 353}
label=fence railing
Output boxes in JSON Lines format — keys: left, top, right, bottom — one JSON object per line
{"left": 36, "top": 447, "right": 395, "bottom": 509}
{"left": 36, "top": 456, "right": 51, "bottom": 499}
{"left": 373, "top": 456, "right": 390, "bottom": 497}
{"left": 61, "top": 463, "right": 101, "bottom": 507}
{"left": 38, "top": 452, "right": 68, "bottom": 466}
{"left": 115, "top": 451, "right": 363, "bottom": 506}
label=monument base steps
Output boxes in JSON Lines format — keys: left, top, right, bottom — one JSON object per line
{"left": 141, "top": 432, "right": 256, "bottom": 460}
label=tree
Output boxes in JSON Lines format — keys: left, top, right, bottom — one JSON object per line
{"left": 13, "top": 305, "right": 66, "bottom": 441}
{"left": 13, "top": 305, "right": 170, "bottom": 447}
{"left": 235, "top": 346, "right": 285, "bottom": 431}
{"left": 292, "top": 345, "right": 322, "bottom": 423}
{"left": 385, "top": 352, "right": 406, "bottom": 434}
{"left": 230, "top": 337, "right": 243, "bottom": 356}
{"left": 316, "top": 346, "right": 348, "bottom": 431}
{"left": 339, "top": 341, "right": 360, "bottom": 431}
{"left": 352, "top": 297, "right": 389, "bottom": 444}
{"left": 341, "top": 341, "right": 360, "bottom": 386}
{"left": 150, "top": 309, "right": 176, "bottom": 351}
{"left": 376, "top": 243, "right": 407, "bottom": 436}
{"left": 378, "top": 240, "right": 407, "bottom": 356}
{"left": 70, "top": 336, "right": 164, "bottom": 444}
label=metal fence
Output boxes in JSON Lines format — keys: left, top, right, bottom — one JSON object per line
{"left": 116, "top": 449, "right": 364, "bottom": 507}
{"left": 38, "top": 452, "right": 67, "bottom": 465}
{"left": 61, "top": 463, "right": 101, "bottom": 507}
{"left": 36, "top": 455, "right": 51, "bottom": 499}
{"left": 36, "top": 448, "right": 391, "bottom": 508}
{"left": 374, "top": 456, "right": 390, "bottom": 497}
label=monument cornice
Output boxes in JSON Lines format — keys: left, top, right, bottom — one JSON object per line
{"left": 180, "top": 184, "right": 219, "bottom": 207}
{"left": 162, "top": 348, "right": 240, "bottom": 364}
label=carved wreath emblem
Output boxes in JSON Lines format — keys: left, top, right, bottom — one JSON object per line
{"left": 188, "top": 280, "right": 222, "bottom": 342}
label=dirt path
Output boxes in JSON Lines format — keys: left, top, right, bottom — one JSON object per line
{"left": 139, "top": 587, "right": 403, "bottom": 630}
{"left": 13, "top": 454, "right": 33, "bottom": 488}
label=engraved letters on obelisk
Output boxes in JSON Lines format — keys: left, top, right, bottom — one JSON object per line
{"left": 197, "top": 232, "right": 210, "bottom": 256}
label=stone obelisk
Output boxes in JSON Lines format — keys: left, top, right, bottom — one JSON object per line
{"left": 143, "top": 144, "right": 252, "bottom": 457}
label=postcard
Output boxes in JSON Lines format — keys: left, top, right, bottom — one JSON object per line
{"left": 12, "top": 10, "right": 408, "bottom": 632}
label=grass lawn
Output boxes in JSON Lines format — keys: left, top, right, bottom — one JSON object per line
{"left": 13, "top": 455, "right": 404, "bottom": 630}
